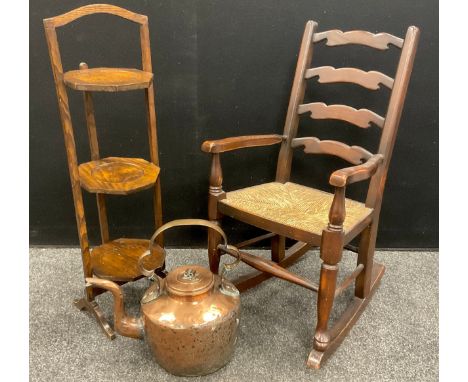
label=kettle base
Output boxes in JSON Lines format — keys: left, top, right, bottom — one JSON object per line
{"left": 146, "top": 309, "right": 239, "bottom": 377}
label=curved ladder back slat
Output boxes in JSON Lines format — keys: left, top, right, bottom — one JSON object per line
{"left": 43, "top": 4, "right": 147, "bottom": 28}
{"left": 291, "top": 137, "right": 373, "bottom": 165}
{"left": 297, "top": 102, "right": 385, "bottom": 128}
{"left": 305, "top": 66, "right": 394, "bottom": 90}
{"left": 313, "top": 30, "right": 404, "bottom": 50}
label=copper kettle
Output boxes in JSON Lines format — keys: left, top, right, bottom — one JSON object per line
{"left": 85, "top": 219, "right": 241, "bottom": 377}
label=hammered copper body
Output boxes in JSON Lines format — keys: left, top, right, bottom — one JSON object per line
{"left": 142, "top": 265, "right": 240, "bottom": 376}
{"left": 85, "top": 219, "right": 241, "bottom": 377}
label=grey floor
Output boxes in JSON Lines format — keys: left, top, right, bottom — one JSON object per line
{"left": 30, "top": 248, "right": 438, "bottom": 382}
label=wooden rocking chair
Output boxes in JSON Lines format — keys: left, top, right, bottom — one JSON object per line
{"left": 201, "top": 21, "right": 419, "bottom": 368}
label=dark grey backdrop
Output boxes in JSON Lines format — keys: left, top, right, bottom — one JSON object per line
{"left": 30, "top": 0, "right": 438, "bottom": 248}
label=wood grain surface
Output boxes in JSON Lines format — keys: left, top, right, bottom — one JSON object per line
{"left": 64, "top": 68, "right": 153, "bottom": 92}
{"left": 78, "top": 157, "right": 160, "bottom": 195}
{"left": 90, "top": 238, "right": 164, "bottom": 282}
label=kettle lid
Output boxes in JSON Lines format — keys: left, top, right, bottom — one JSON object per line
{"left": 166, "top": 265, "right": 214, "bottom": 297}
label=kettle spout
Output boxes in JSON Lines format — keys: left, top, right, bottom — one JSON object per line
{"left": 85, "top": 277, "right": 144, "bottom": 339}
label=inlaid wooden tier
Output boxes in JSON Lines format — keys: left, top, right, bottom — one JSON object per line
{"left": 79, "top": 157, "right": 160, "bottom": 195}
{"left": 63, "top": 68, "right": 153, "bottom": 92}
{"left": 91, "top": 238, "right": 165, "bottom": 282}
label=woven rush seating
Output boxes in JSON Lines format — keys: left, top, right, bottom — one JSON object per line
{"left": 219, "top": 182, "right": 372, "bottom": 240}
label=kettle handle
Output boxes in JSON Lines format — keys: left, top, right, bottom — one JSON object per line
{"left": 138, "top": 219, "right": 233, "bottom": 278}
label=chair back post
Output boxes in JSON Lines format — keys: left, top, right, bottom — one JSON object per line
{"left": 366, "top": 26, "right": 420, "bottom": 210}
{"left": 355, "top": 27, "right": 419, "bottom": 300}
{"left": 275, "top": 21, "right": 318, "bottom": 183}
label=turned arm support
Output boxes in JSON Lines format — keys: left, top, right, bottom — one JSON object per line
{"left": 327, "top": 154, "right": 383, "bottom": 230}
{"left": 203, "top": 134, "right": 284, "bottom": 201}
{"left": 329, "top": 154, "right": 384, "bottom": 187}
{"left": 201, "top": 134, "right": 284, "bottom": 154}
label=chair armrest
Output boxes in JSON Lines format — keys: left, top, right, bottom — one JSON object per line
{"left": 329, "top": 154, "right": 384, "bottom": 187}
{"left": 201, "top": 134, "right": 284, "bottom": 153}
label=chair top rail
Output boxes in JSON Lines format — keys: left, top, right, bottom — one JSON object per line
{"left": 313, "top": 30, "right": 403, "bottom": 50}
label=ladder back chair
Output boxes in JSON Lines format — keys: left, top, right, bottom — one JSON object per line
{"left": 201, "top": 21, "right": 419, "bottom": 368}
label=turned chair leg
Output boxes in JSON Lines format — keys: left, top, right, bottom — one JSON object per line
{"left": 314, "top": 229, "right": 342, "bottom": 351}
{"left": 314, "top": 186, "right": 345, "bottom": 352}
{"left": 314, "top": 262, "right": 339, "bottom": 351}
{"left": 207, "top": 153, "right": 225, "bottom": 274}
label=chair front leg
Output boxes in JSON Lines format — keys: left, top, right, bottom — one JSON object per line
{"left": 314, "top": 187, "right": 345, "bottom": 352}
{"left": 207, "top": 153, "right": 226, "bottom": 274}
